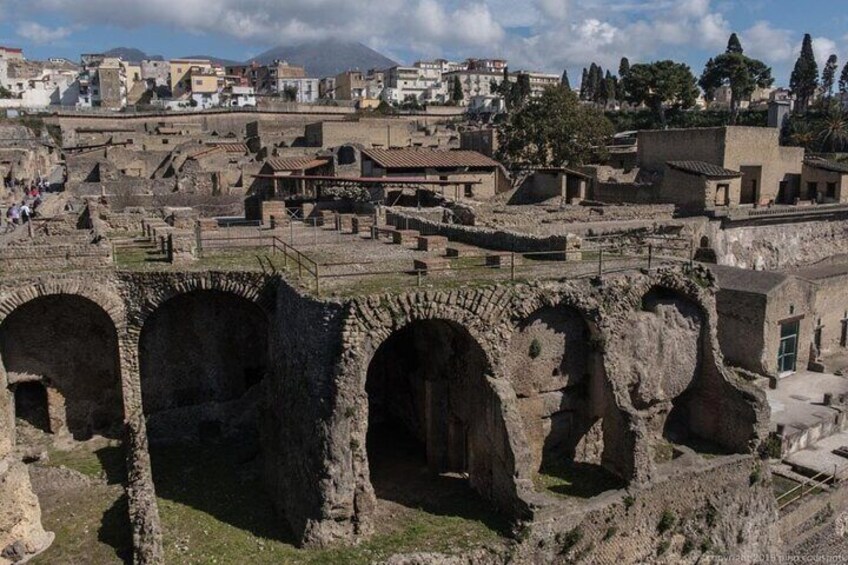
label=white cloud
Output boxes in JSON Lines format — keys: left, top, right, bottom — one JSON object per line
{"left": 742, "top": 21, "right": 794, "bottom": 63}
{"left": 16, "top": 21, "right": 73, "bottom": 44}
{"left": 812, "top": 36, "right": 839, "bottom": 70}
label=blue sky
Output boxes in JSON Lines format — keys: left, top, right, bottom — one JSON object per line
{"left": 0, "top": 0, "right": 845, "bottom": 83}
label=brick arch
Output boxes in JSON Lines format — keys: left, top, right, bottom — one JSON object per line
{"left": 133, "top": 273, "right": 277, "bottom": 329}
{"left": 0, "top": 281, "right": 126, "bottom": 331}
{"left": 341, "top": 288, "right": 534, "bottom": 529}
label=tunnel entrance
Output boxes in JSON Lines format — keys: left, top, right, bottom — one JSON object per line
{"left": 139, "top": 290, "right": 269, "bottom": 443}
{"left": 140, "top": 290, "right": 283, "bottom": 540}
{"left": 14, "top": 381, "right": 50, "bottom": 433}
{"left": 365, "top": 319, "right": 508, "bottom": 528}
{"left": 0, "top": 294, "right": 124, "bottom": 440}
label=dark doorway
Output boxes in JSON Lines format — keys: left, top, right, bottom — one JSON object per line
{"left": 739, "top": 166, "right": 761, "bottom": 204}
{"left": 365, "top": 319, "right": 508, "bottom": 528}
{"left": 14, "top": 381, "right": 50, "bottom": 433}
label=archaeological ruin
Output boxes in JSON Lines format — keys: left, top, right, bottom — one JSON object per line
{"left": 0, "top": 114, "right": 846, "bottom": 564}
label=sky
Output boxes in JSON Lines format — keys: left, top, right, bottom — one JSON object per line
{"left": 0, "top": 0, "right": 846, "bottom": 84}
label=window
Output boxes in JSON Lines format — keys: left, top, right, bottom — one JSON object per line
{"left": 464, "top": 184, "right": 474, "bottom": 197}
{"left": 778, "top": 320, "right": 800, "bottom": 374}
{"left": 808, "top": 181, "right": 819, "bottom": 200}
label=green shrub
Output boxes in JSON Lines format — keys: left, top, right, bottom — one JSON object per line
{"left": 529, "top": 338, "right": 542, "bottom": 359}
{"left": 657, "top": 509, "right": 676, "bottom": 533}
{"left": 657, "top": 540, "right": 670, "bottom": 555}
{"left": 557, "top": 527, "right": 582, "bottom": 554}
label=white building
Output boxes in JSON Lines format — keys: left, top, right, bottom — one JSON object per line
{"left": 278, "top": 78, "right": 320, "bottom": 103}
{"left": 224, "top": 86, "right": 256, "bottom": 107}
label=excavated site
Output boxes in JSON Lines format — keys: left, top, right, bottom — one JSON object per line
{"left": 0, "top": 116, "right": 847, "bottom": 564}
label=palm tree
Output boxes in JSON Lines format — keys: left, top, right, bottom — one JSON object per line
{"left": 818, "top": 102, "right": 848, "bottom": 152}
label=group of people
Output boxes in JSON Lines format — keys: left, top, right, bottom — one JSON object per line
{"left": 3, "top": 184, "right": 45, "bottom": 233}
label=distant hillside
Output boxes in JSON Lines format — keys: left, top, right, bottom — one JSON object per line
{"left": 180, "top": 55, "right": 243, "bottom": 67}
{"left": 249, "top": 40, "right": 398, "bottom": 78}
{"left": 103, "top": 47, "right": 163, "bottom": 63}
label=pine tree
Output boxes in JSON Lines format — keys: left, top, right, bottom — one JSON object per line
{"left": 605, "top": 71, "right": 617, "bottom": 105}
{"left": 579, "top": 67, "right": 589, "bottom": 100}
{"left": 561, "top": 69, "right": 571, "bottom": 90}
{"left": 822, "top": 54, "right": 838, "bottom": 99}
{"left": 790, "top": 33, "right": 819, "bottom": 112}
{"left": 618, "top": 57, "right": 631, "bottom": 102}
{"left": 839, "top": 62, "right": 848, "bottom": 95}
{"left": 726, "top": 33, "right": 743, "bottom": 54}
{"left": 450, "top": 75, "right": 464, "bottom": 104}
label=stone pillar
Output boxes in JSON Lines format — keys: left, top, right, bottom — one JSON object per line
{"left": 118, "top": 331, "right": 164, "bottom": 564}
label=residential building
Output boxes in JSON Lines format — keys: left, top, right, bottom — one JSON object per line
{"left": 141, "top": 60, "right": 170, "bottom": 92}
{"left": 319, "top": 77, "right": 336, "bottom": 100}
{"left": 223, "top": 86, "right": 256, "bottom": 107}
{"left": 335, "top": 71, "right": 367, "bottom": 100}
{"left": 360, "top": 148, "right": 510, "bottom": 199}
{"left": 96, "top": 58, "right": 127, "bottom": 109}
{"left": 466, "top": 58, "right": 507, "bottom": 72}
{"left": 0, "top": 46, "right": 24, "bottom": 62}
{"left": 442, "top": 69, "right": 502, "bottom": 105}
{"left": 519, "top": 71, "right": 560, "bottom": 97}
{"left": 278, "top": 78, "right": 320, "bottom": 103}
{"left": 801, "top": 158, "right": 848, "bottom": 203}
{"left": 170, "top": 59, "right": 213, "bottom": 98}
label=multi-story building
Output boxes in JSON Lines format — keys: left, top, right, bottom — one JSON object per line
{"left": 442, "top": 69, "right": 503, "bottom": 104}
{"left": 334, "top": 71, "right": 367, "bottom": 100}
{"left": 170, "top": 58, "right": 213, "bottom": 98}
{"left": 0, "top": 46, "right": 24, "bottom": 62}
{"left": 278, "top": 78, "right": 320, "bottom": 103}
{"left": 141, "top": 60, "right": 170, "bottom": 92}
{"left": 319, "top": 77, "right": 336, "bottom": 100}
{"left": 519, "top": 71, "right": 560, "bottom": 98}
{"left": 466, "top": 58, "right": 507, "bottom": 73}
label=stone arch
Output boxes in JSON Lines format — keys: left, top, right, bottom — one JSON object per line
{"left": 345, "top": 292, "right": 532, "bottom": 528}
{"left": 506, "top": 297, "right": 629, "bottom": 497}
{"left": 133, "top": 273, "right": 274, "bottom": 330}
{"left": 362, "top": 316, "right": 521, "bottom": 525}
{"left": 0, "top": 281, "right": 126, "bottom": 330}
{"left": 0, "top": 292, "right": 125, "bottom": 440}
{"left": 138, "top": 288, "right": 270, "bottom": 442}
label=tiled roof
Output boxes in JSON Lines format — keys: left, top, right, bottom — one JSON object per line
{"left": 362, "top": 148, "right": 500, "bottom": 169}
{"left": 710, "top": 265, "right": 789, "bottom": 295}
{"left": 804, "top": 157, "right": 848, "bottom": 174}
{"left": 187, "top": 146, "right": 223, "bottom": 160}
{"left": 266, "top": 156, "right": 330, "bottom": 171}
{"left": 667, "top": 160, "right": 742, "bottom": 178}
{"left": 214, "top": 142, "right": 249, "bottom": 153}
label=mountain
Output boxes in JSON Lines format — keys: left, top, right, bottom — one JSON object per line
{"left": 103, "top": 47, "right": 163, "bottom": 63}
{"left": 180, "top": 55, "right": 244, "bottom": 67}
{"left": 248, "top": 39, "right": 398, "bottom": 78}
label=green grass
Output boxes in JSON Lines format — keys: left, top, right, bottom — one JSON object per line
{"left": 534, "top": 459, "right": 625, "bottom": 499}
{"left": 32, "top": 439, "right": 507, "bottom": 564}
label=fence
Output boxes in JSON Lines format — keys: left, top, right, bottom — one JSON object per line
{"left": 776, "top": 463, "right": 847, "bottom": 511}
{"left": 195, "top": 217, "right": 694, "bottom": 295}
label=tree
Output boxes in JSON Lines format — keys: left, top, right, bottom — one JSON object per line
{"left": 726, "top": 33, "right": 743, "bottom": 54}
{"left": 600, "top": 70, "right": 616, "bottom": 108}
{"left": 818, "top": 102, "right": 848, "bottom": 152}
{"left": 618, "top": 57, "right": 631, "bottom": 101}
{"left": 699, "top": 34, "right": 774, "bottom": 123}
{"left": 283, "top": 85, "right": 298, "bottom": 102}
{"left": 450, "top": 75, "right": 464, "bottom": 104}
{"left": 579, "top": 67, "right": 589, "bottom": 100}
{"left": 790, "top": 33, "right": 819, "bottom": 112}
{"left": 560, "top": 69, "right": 571, "bottom": 90}
{"left": 626, "top": 60, "right": 699, "bottom": 128}
{"left": 839, "top": 62, "right": 848, "bottom": 95}
{"left": 495, "top": 85, "right": 613, "bottom": 169}
{"left": 588, "top": 63, "right": 603, "bottom": 104}
{"left": 822, "top": 54, "right": 838, "bottom": 99}
{"left": 0, "top": 86, "right": 11, "bottom": 99}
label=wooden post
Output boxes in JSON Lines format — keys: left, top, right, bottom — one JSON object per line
{"left": 648, "top": 244, "right": 653, "bottom": 270}
{"left": 510, "top": 252, "right": 515, "bottom": 281}
{"left": 598, "top": 248, "right": 603, "bottom": 277}
{"left": 315, "top": 265, "right": 320, "bottom": 295}
{"left": 297, "top": 252, "right": 302, "bottom": 278}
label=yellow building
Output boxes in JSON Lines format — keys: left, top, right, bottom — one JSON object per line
{"left": 169, "top": 58, "right": 213, "bottom": 97}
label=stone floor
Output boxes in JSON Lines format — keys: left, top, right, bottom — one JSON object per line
{"left": 785, "top": 431, "right": 848, "bottom": 479}
{"left": 766, "top": 371, "right": 848, "bottom": 434}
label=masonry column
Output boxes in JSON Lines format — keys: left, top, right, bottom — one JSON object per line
{"left": 118, "top": 329, "right": 164, "bottom": 565}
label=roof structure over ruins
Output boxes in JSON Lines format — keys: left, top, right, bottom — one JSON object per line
{"left": 266, "top": 156, "right": 331, "bottom": 172}
{"left": 804, "top": 157, "right": 848, "bottom": 174}
{"left": 667, "top": 160, "right": 742, "bottom": 178}
{"left": 362, "top": 148, "right": 500, "bottom": 169}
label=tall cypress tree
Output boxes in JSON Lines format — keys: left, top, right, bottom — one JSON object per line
{"left": 618, "top": 57, "right": 631, "bottom": 99}
{"left": 579, "top": 67, "right": 589, "bottom": 100}
{"left": 822, "top": 54, "right": 838, "bottom": 98}
{"left": 726, "top": 33, "right": 743, "bottom": 54}
{"left": 840, "top": 62, "right": 848, "bottom": 95}
{"left": 790, "top": 33, "right": 819, "bottom": 112}
{"left": 561, "top": 69, "right": 571, "bottom": 90}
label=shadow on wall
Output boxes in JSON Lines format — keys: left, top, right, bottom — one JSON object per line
{"left": 0, "top": 294, "right": 125, "bottom": 441}
{"left": 364, "top": 318, "right": 517, "bottom": 528}
{"left": 508, "top": 305, "right": 633, "bottom": 496}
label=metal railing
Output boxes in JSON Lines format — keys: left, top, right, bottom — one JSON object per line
{"left": 195, "top": 217, "right": 694, "bottom": 295}
{"left": 776, "top": 463, "right": 847, "bottom": 511}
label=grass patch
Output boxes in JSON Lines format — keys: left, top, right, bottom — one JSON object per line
{"left": 534, "top": 459, "right": 625, "bottom": 499}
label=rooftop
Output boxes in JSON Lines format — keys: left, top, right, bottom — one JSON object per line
{"left": 804, "top": 157, "right": 848, "bottom": 174}
{"left": 710, "top": 264, "right": 789, "bottom": 295}
{"left": 667, "top": 160, "right": 742, "bottom": 178}
{"left": 362, "top": 148, "right": 500, "bottom": 169}
{"left": 266, "top": 156, "right": 331, "bottom": 172}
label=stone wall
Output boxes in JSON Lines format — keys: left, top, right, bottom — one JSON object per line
{"left": 0, "top": 240, "right": 113, "bottom": 273}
